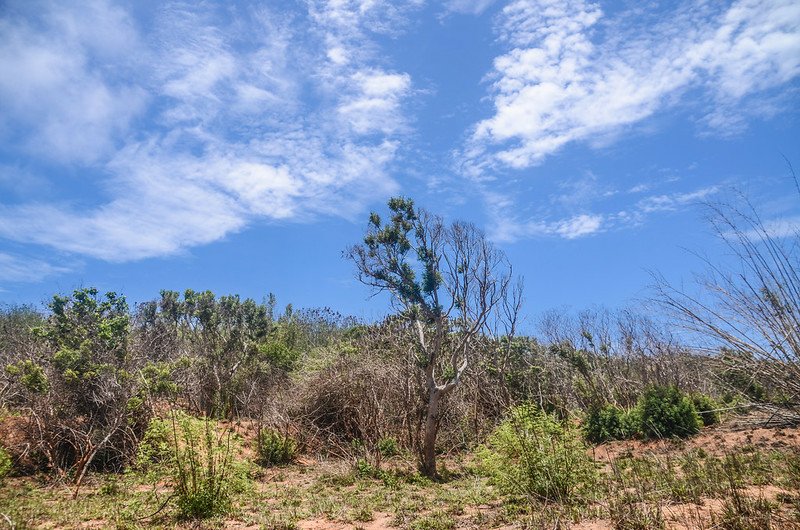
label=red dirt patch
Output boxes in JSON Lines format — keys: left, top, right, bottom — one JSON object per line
{"left": 591, "top": 422, "right": 800, "bottom": 462}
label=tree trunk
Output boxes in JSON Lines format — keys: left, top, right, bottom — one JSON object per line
{"left": 421, "top": 387, "right": 441, "bottom": 478}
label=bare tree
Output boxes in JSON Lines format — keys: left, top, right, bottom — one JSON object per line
{"left": 347, "top": 197, "right": 522, "bottom": 477}
{"left": 654, "top": 185, "right": 800, "bottom": 416}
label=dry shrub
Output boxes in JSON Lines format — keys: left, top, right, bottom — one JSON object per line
{"left": 294, "top": 321, "right": 526, "bottom": 463}
{"left": 3, "top": 289, "right": 151, "bottom": 499}
{"left": 296, "top": 321, "right": 418, "bottom": 463}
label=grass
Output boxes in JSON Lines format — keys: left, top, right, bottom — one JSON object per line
{"left": 1, "top": 440, "right": 798, "bottom": 529}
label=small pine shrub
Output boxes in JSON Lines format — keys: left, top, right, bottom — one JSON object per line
{"left": 377, "top": 437, "right": 399, "bottom": 458}
{"left": 256, "top": 428, "right": 296, "bottom": 466}
{"left": 636, "top": 386, "right": 701, "bottom": 439}
{"left": 584, "top": 403, "right": 638, "bottom": 443}
{"left": 355, "top": 458, "right": 375, "bottom": 477}
{"left": 690, "top": 393, "right": 721, "bottom": 426}
{"left": 479, "top": 403, "right": 598, "bottom": 503}
{"left": 0, "top": 447, "right": 12, "bottom": 482}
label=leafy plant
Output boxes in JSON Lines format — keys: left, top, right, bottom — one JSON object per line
{"left": 170, "top": 412, "right": 243, "bottom": 519}
{"left": 135, "top": 417, "right": 172, "bottom": 471}
{"left": 479, "top": 403, "right": 598, "bottom": 503}
{"left": 636, "top": 385, "right": 701, "bottom": 439}
{"left": 0, "top": 446, "right": 12, "bottom": 482}
{"left": 690, "top": 392, "right": 721, "bottom": 426}
{"left": 377, "top": 436, "right": 399, "bottom": 458}
{"left": 584, "top": 403, "right": 638, "bottom": 443}
{"left": 256, "top": 428, "right": 296, "bottom": 467}
{"left": 5, "top": 360, "right": 48, "bottom": 394}
{"left": 11, "top": 288, "right": 151, "bottom": 496}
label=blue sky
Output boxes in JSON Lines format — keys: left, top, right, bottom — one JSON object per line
{"left": 1, "top": 0, "right": 798, "bottom": 325}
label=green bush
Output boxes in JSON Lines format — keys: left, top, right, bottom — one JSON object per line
{"left": 636, "top": 386, "right": 701, "bottom": 439}
{"left": 479, "top": 404, "right": 598, "bottom": 503}
{"left": 377, "top": 437, "right": 399, "bottom": 458}
{"left": 136, "top": 417, "right": 173, "bottom": 471}
{"left": 691, "top": 393, "right": 721, "bottom": 426}
{"left": 5, "top": 360, "right": 48, "bottom": 394}
{"left": 172, "top": 415, "right": 234, "bottom": 519}
{"left": 584, "top": 403, "right": 638, "bottom": 443}
{"left": 137, "top": 413, "right": 249, "bottom": 519}
{"left": 0, "top": 447, "right": 12, "bottom": 481}
{"left": 256, "top": 428, "right": 296, "bottom": 466}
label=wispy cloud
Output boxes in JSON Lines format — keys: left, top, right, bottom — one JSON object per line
{"left": 464, "top": 0, "right": 800, "bottom": 173}
{"left": 637, "top": 187, "right": 718, "bottom": 214}
{"left": 0, "top": 1, "right": 147, "bottom": 164}
{"left": 486, "top": 184, "right": 719, "bottom": 243}
{"left": 0, "top": 1, "right": 418, "bottom": 262}
{"left": 0, "top": 252, "right": 70, "bottom": 283}
{"left": 444, "top": 0, "right": 499, "bottom": 16}
{"left": 744, "top": 215, "right": 800, "bottom": 240}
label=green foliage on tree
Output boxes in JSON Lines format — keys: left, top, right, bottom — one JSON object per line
{"left": 348, "top": 196, "right": 520, "bottom": 477}
{"left": 137, "top": 290, "right": 295, "bottom": 417}
{"left": 5, "top": 359, "right": 48, "bottom": 394}
{"left": 35, "top": 288, "right": 130, "bottom": 387}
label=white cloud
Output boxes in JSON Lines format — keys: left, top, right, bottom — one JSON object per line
{"left": 0, "top": 1, "right": 413, "bottom": 262}
{"left": 338, "top": 71, "right": 412, "bottom": 135}
{"left": 637, "top": 187, "right": 718, "bottom": 214}
{"left": 0, "top": 1, "right": 147, "bottom": 164}
{"left": 0, "top": 252, "right": 70, "bottom": 283}
{"left": 465, "top": 0, "right": 800, "bottom": 172}
{"left": 553, "top": 173, "right": 616, "bottom": 208}
{"left": 490, "top": 211, "right": 605, "bottom": 242}
{"left": 554, "top": 214, "right": 604, "bottom": 239}
{"left": 482, "top": 189, "right": 605, "bottom": 241}
{"left": 485, "top": 184, "right": 719, "bottom": 243}
{"left": 444, "top": 0, "right": 498, "bottom": 15}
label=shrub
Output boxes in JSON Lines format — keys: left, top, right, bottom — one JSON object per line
{"left": 377, "top": 437, "right": 399, "bottom": 458}
{"left": 0, "top": 446, "right": 11, "bottom": 481}
{"left": 256, "top": 428, "right": 296, "bottom": 466}
{"left": 137, "top": 413, "right": 249, "bottom": 519}
{"left": 6, "top": 288, "right": 152, "bottom": 495}
{"left": 169, "top": 413, "right": 246, "bottom": 520}
{"left": 584, "top": 403, "right": 638, "bottom": 443}
{"left": 636, "top": 386, "right": 701, "bottom": 439}
{"left": 5, "top": 360, "right": 48, "bottom": 394}
{"left": 479, "top": 404, "right": 598, "bottom": 503}
{"left": 135, "top": 417, "right": 173, "bottom": 471}
{"left": 690, "top": 393, "right": 721, "bottom": 426}
{"left": 136, "top": 411, "right": 248, "bottom": 519}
